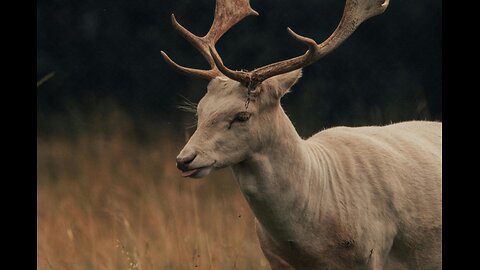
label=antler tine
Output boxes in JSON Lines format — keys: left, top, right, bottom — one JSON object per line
{"left": 162, "top": 0, "right": 258, "bottom": 80}
{"left": 160, "top": 51, "right": 218, "bottom": 80}
{"left": 208, "top": 26, "right": 320, "bottom": 86}
{"left": 170, "top": 14, "right": 215, "bottom": 67}
{"left": 209, "top": 46, "right": 251, "bottom": 84}
{"left": 253, "top": 0, "right": 390, "bottom": 81}
{"left": 216, "top": 0, "right": 390, "bottom": 87}
{"left": 206, "top": 0, "right": 259, "bottom": 44}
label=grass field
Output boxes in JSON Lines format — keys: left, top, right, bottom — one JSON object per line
{"left": 37, "top": 108, "right": 269, "bottom": 269}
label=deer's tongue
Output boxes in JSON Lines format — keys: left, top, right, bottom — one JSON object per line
{"left": 181, "top": 168, "right": 199, "bottom": 177}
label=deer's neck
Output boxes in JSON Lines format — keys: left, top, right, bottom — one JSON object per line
{"left": 232, "top": 106, "right": 327, "bottom": 239}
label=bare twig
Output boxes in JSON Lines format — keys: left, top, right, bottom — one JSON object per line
{"left": 37, "top": 71, "right": 56, "bottom": 88}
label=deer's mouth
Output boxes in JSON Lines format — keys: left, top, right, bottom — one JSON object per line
{"left": 181, "top": 165, "right": 214, "bottom": 178}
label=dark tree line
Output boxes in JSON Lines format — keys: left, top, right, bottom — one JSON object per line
{"left": 37, "top": 0, "right": 441, "bottom": 136}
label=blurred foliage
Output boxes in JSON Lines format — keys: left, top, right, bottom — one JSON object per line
{"left": 37, "top": 0, "right": 441, "bottom": 137}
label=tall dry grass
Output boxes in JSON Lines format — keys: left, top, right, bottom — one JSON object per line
{"left": 37, "top": 108, "right": 269, "bottom": 270}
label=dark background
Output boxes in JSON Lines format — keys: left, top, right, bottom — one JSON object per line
{"left": 37, "top": 0, "right": 441, "bottom": 138}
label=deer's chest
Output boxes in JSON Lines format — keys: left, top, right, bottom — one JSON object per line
{"left": 256, "top": 218, "right": 375, "bottom": 270}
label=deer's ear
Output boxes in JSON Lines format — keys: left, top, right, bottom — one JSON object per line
{"left": 261, "top": 69, "right": 302, "bottom": 100}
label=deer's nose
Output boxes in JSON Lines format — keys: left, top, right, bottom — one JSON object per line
{"left": 176, "top": 151, "right": 197, "bottom": 171}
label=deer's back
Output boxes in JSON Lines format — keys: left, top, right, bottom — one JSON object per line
{"left": 304, "top": 120, "right": 441, "bottom": 269}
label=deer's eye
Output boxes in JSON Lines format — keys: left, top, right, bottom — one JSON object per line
{"left": 234, "top": 112, "right": 251, "bottom": 122}
{"left": 227, "top": 112, "right": 251, "bottom": 129}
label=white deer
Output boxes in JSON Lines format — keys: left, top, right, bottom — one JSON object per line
{"left": 161, "top": 0, "right": 441, "bottom": 269}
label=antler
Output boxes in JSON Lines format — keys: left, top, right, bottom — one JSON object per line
{"left": 161, "top": 0, "right": 258, "bottom": 80}
{"left": 211, "top": 0, "right": 390, "bottom": 87}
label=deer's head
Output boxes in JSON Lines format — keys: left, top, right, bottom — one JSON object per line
{"left": 161, "top": 0, "right": 389, "bottom": 178}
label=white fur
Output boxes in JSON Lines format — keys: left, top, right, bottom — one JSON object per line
{"left": 177, "top": 70, "right": 441, "bottom": 269}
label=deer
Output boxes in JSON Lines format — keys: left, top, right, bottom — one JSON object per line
{"left": 160, "top": 0, "right": 441, "bottom": 269}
